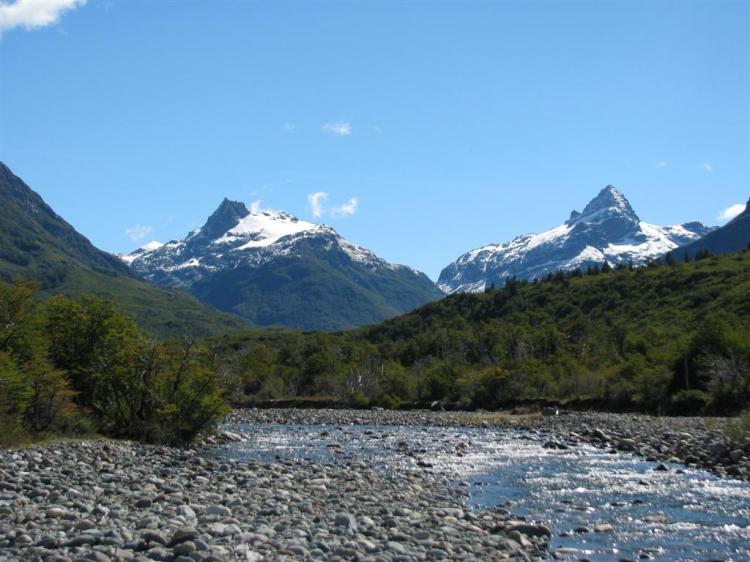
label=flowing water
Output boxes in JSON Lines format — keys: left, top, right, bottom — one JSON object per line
{"left": 215, "top": 423, "right": 750, "bottom": 562}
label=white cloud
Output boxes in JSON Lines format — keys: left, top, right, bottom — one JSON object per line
{"left": 306, "top": 192, "right": 358, "bottom": 219}
{"left": 717, "top": 203, "right": 745, "bottom": 222}
{"left": 331, "top": 197, "right": 359, "bottom": 217}
{"left": 125, "top": 224, "right": 153, "bottom": 243}
{"left": 702, "top": 163, "right": 713, "bottom": 172}
{"left": 656, "top": 161, "right": 668, "bottom": 168}
{"left": 281, "top": 123, "right": 295, "bottom": 132}
{"left": 307, "top": 192, "right": 328, "bottom": 218}
{"left": 322, "top": 121, "right": 352, "bottom": 136}
{"left": 0, "top": 0, "right": 86, "bottom": 33}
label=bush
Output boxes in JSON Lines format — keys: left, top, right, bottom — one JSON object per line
{"left": 669, "top": 389, "right": 711, "bottom": 415}
{"left": 725, "top": 411, "right": 750, "bottom": 445}
{"left": 0, "top": 278, "right": 228, "bottom": 446}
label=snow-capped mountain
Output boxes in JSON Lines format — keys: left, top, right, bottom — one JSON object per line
{"left": 438, "top": 186, "right": 715, "bottom": 294}
{"left": 123, "top": 199, "right": 442, "bottom": 330}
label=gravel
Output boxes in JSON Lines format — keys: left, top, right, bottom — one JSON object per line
{"left": 0, "top": 439, "right": 548, "bottom": 562}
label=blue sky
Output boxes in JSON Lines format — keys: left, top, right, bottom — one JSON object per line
{"left": 1, "top": 0, "right": 748, "bottom": 280}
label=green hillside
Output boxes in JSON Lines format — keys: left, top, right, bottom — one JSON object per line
{"left": 0, "top": 162, "right": 248, "bottom": 338}
{"left": 676, "top": 198, "right": 750, "bottom": 259}
{"left": 191, "top": 241, "right": 444, "bottom": 331}
{"left": 209, "top": 251, "right": 750, "bottom": 414}
{"left": 129, "top": 198, "right": 444, "bottom": 332}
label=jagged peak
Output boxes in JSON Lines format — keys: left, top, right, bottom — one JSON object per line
{"left": 567, "top": 185, "right": 639, "bottom": 225}
{"left": 681, "top": 221, "right": 710, "bottom": 232}
{"left": 192, "top": 198, "right": 251, "bottom": 242}
{"left": 210, "top": 201, "right": 330, "bottom": 249}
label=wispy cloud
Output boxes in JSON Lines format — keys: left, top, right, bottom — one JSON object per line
{"left": 331, "top": 197, "right": 359, "bottom": 217}
{"left": 306, "top": 192, "right": 358, "bottom": 219}
{"left": 702, "top": 163, "right": 713, "bottom": 173}
{"left": 717, "top": 203, "right": 745, "bottom": 222}
{"left": 281, "top": 123, "right": 295, "bottom": 132}
{"left": 0, "top": 0, "right": 86, "bottom": 33}
{"left": 125, "top": 224, "right": 153, "bottom": 243}
{"left": 307, "top": 192, "right": 328, "bottom": 218}
{"left": 322, "top": 121, "right": 352, "bottom": 136}
{"left": 373, "top": 125, "right": 382, "bottom": 134}
{"left": 656, "top": 161, "right": 668, "bottom": 168}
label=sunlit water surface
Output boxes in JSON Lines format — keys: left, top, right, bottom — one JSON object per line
{"left": 215, "top": 423, "right": 750, "bottom": 562}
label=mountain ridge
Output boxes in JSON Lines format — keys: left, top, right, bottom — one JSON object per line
{"left": 438, "top": 186, "right": 715, "bottom": 293}
{"left": 122, "top": 199, "right": 443, "bottom": 330}
{"left": 674, "top": 197, "right": 750, "bottom": 259}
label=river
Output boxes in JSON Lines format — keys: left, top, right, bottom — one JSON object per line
{"left": 216, "top": 423, "right": 750, "bottom": 562}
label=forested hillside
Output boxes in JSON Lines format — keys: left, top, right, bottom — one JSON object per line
{"left": 0, "top": 162, "right": 248, "bottom": 338}
{"left": 209, "top": 251, "right": 750, "bottom": 414}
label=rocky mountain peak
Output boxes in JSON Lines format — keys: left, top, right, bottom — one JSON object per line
{"left": 119, "top": 197, "right": 442, "bottom": 330}
{"left": 439, "top": 185, "right": 713, "bottom": 293}
{"left": 569, "top": 185, "right": 639, "bottom": 226}
{"left": 193, "top": 198, "right": 251, "bottom": 243}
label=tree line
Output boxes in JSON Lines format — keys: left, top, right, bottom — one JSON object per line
{"left": 2, "top": 249, "right": 748, "bottom": 446}
{"left": 209, "top": 249, "right": 750, "bottom": 415}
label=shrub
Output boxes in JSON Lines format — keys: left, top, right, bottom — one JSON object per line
{"left": 725, "top": 411, "right": 750, "bottom": 445}
{"left": 0, "top": 278, "right": 228, "bottom": 446}
{"left": 670, "top": 389, "right": 711, "bottom": 415}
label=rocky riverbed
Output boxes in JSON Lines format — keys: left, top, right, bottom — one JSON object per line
{"left": 224, "top": 409, "right": 750, "bottom": 480}
{"left": 0, "top": 440, "right": 548, "bottom": 562}
{"left": 3, "top": 408, "right": 749, "bottom": 562}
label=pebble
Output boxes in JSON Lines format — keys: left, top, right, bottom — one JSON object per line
{"left": 0, "top": 437, "right": 548, "bottom": 562}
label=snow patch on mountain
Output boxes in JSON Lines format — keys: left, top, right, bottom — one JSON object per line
{"left": 117, "top": 240, "right": 164, "bottom": 265}
{"left": 120, "top": 199, "right": 418, "bottom": 287}
{"left": 215, "top": 208, "right": 324, "bottom": 249}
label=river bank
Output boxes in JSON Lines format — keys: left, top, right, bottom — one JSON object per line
{"left": 223, "top": 409, "right": 750, "bottom": 480}
{"left": 0, "top": 439, "right": 548, "bottom": 562}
